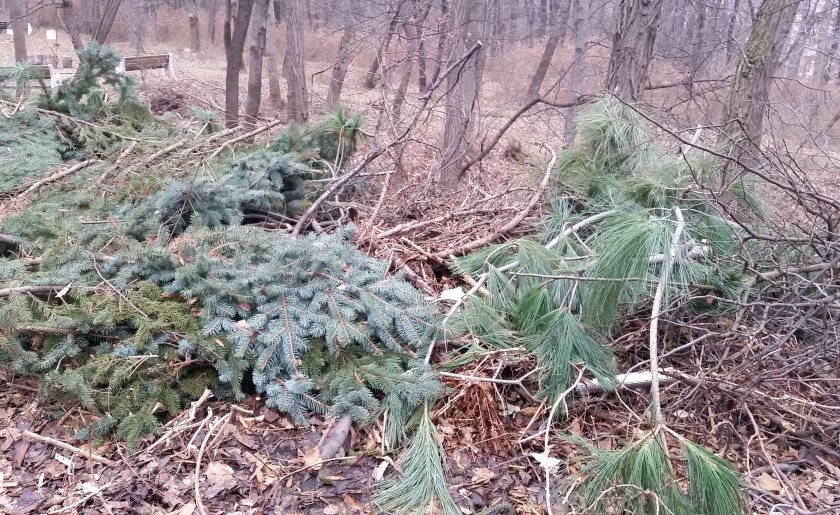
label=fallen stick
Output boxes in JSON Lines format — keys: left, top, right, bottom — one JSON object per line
{"left": 208, "top": 119, "right": 284, "bottom": 159}
{"left": 22, "top": 430, "right": 118, "bottom": 467}
{"left": 17, "top": 159, "right": 97, "bottom": 198}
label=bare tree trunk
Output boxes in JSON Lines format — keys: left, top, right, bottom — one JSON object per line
{"left": 80, "top": 0, "right": 92, "bottom": 33}
{"left": 564, "top": 0, "right": 590, "bottom": 144}
{"left": 285, "top": 0, "right": 308, "bottom": 121}
{"left": 243, "top": 0, "right": 270, "bottom": 134}
{"left": 391, "top": 1, "right": 432, "bottom": 120}
{"left": 59, "top": 0, "right": 85, "bottom": 50}
{"left": 224, "top": 0, "right": 254, "bottom": 128}
{"left": 10, "top": 0, "right": 27, "bottom": 62}
{"left": 427, "top": 0, "right": 450, "bottom": 89}
{"left": 265, "top": 0, "right": 283, "bottom": 109}
{"left": 781, "top": 0, "right": 813, "bottom": 79}
{"left": 825, "top": 5, "right": 840, "bottom": 82}
{"left": 93, "top": 0, "right": 122, "bottom": 44}
{"left": 187, "top": 0, "right": 201, "bottom": 53}
{"left": 326, "top": 3, "right": 356, "bottom": 108}
{"left": 224, "top": 0, "right": 232, "bottom": 54}
{"left": 718, "top": 0, "right": 795, "bottom": 173}
{"left": 364, "top": 1, "right": 404, "bottom": 89}
{"left": 527, "top": 32, "right": 559, "bottom": 98}
{"left": 440, "top": 0, "right": 485, "bottom": 190}
{"left": 605, "top": 0, "right": 667, "bottom": 101}
{"left": 208, "top": 0, "right": 217, "bottom": 43}
{"left": 686, "top": 0, "right": 709, "bottom": 96}
{"left": 725, "top": 0, "right": 740, "bottom": 65}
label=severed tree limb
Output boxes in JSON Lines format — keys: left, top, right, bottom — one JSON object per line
{"left": 13, "top": 159, "right": 97, "bottom": 199}
{"left": 434, "top": 145, "right": 557, "bottom": 260}
{"left": 21, "top": 430, "right": 118, "bottom": 467}
{"left": 208, "top": 119, "right": 285, "bottom": 159}
{"left": 391, "top": 255, "right": 435, "bottom": 295}
{"left": 120, "top": 139, "right": 189, "bottom": 178}
{"left": 316, "top": 413, "right": 353, "bottom": 461}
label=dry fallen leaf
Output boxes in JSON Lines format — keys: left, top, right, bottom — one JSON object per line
{"left": 205, "top": 461, "right": 234, "bottom": 483}
{"left": 530, "top": 451, "right": 561, "bottom": 473}
{"left": 302, "top": 446, "right": 321, "bottom": 468}
{"left": 755, "top": 472, "right": 783, "bottom": 493}
{"left": 470, "top": 467, "right": 495, "bottom": 484}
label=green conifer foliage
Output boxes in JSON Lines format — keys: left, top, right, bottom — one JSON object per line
{"left": 1, "top": 108, "right": 439, "bottom": 448}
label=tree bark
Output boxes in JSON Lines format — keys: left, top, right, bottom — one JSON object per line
{"left": 59, "top": 0, "right": 85, "bottom": 50}
{"left": 326, "top": 3, "right": 356, "bottom": 108}
{"left": 285, "top": 0, "right": 308, "bottom": 121}
{"left": 564, "top": 0, "right": 590, "bottom": 144}
{"left": 718, "top": 0, "right": 795, "bottom": 173}
{"left": 208, "top": 0, "right": 218, "bottom": 43}
{"left": 224, "top": 0, "right": 255, "bottom": 128}
{"left": 427, "top": 0, "right": 450, "bottom": 90}
{"left": 363, "top": 1, "right": 405, "bottom": 89}
{"left": 724, "top": 0, "right": 741, "bottom": 65}
{"left": 824, "top": 5, "right": 840, "bottom": 83}
{"left": 92, "top": 0, "right": 122, "bottom": 44}
{"left": 527, "top": 32, "right": 559, "bottom": 98}
{"left": 265, "top": 0, "right": 283, "bottom": 109}
{"left": 391, "top": 1, "right": 431, "bottom": 121}
{"left": 243, "top": 0, "right": 270, "bottom": 134}
{"left": 440, "top": 0, "right": 485, "bottom": 190}
{"left": 187, "top": 0, "right": 201, "bottom": 53}
{"left": 605, "top": 0, "right": 667, "bottom": 101}
{"left": 10, "top": 0, "right": 27, "bottom": 62}
{"left": 224, "top": 0, "right": 232, "bottom": 55}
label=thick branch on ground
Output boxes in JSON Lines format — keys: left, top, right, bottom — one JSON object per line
{"left": 22, "top": 430, "right": 118, "bottom": 466}
{"left": 316, "top": 413, "right": 353, "bottom": 461}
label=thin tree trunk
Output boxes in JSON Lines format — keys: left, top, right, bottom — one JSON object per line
{"left": 187, "top": 0, "right": 201, "bottom": 53}
{"left": 564, "top": 0, "right": 590, "bottom": 144}
{"left": 686, "top": 0, "right": 708, "bottom": 96}
{"left": 265, "top": 0, "right": 283, "bottom": 109}
{"left": 440, "top": 0, "right": 485, "bottom": 190}
{"left": 825, "top": 5, "right": 840, "bottom": 82}
{"left": 718, "top": 0, "right": 795, "bottom": 174}
{"left": 391, "top": 1, "right": 432, "bottom": 120}
{"left": 364, "top": 1, "right": 404, "bottom": 89}
{"left": 285, "top": 0, "right": 308, "bottom": 121}
{"left": 605, "top": 0, "right": 667, "bottom": 101}
{"left": 92, "top": 0, "right": 122, "bottom": 44}
{"left": 59, "top": 0, "right": 85, "bottom": 50}
{"left": 10, "top": 0, "right": 27, "bottom": 62}
{"left": 80, "top": 0, "right": 91, "bottom": 33}
{"left": 224, "top": 0, "right": 254, "bottom": 128}
{"left": 427, "top": 0, "right": 449, "bottom": 88}
{"left": 243, "top": 0, "right": 270, "bottom": 134}
{"left": 224, "top": 0, "right": 232, "bottom": 55}
{"left": 208, "top": 0, "right": 217, "bottom": 43}
{"left": 527, "top": 32, "right": 559, "bottom": 98}
{"left": 725, "top": 0, "right": 740, "bottom": 65}
{"left": 326, "top": 6, "right": 356, "bottom": 108}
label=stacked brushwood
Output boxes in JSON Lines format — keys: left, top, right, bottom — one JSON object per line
{"left": 0, "top": 45, "right": 444, "bottom": 451}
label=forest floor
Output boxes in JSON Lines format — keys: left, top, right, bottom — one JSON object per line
{"left": 2, "top": 30, "right": 840, "bottom": 515}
